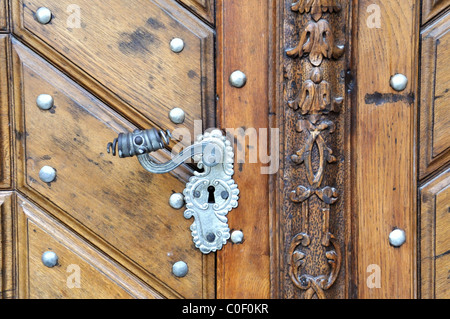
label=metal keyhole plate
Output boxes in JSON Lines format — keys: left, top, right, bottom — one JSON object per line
{"left": 190, "top": 181, "right": 231, "bottom": 211}
{"left": 183, "top": 130, "right": 239, "bottom": 254}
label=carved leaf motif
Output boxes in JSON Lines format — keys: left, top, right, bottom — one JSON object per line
{"left": 291, "top": 0, "right": 342, "bottom": 21}
{"left": 288, "top": 68, "right": 343, "bottom": 115}
{"left": 286, "top": 20, "right": 344, "bottom": 66}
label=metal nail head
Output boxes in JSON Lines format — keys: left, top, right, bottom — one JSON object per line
{"left": 172, "top": 261, "right": 188, "bottom": 278}
{"left": 390, "top": 74, "right": 408, "bottom": 91}
{"left": 170, "top": 38, "right": 185, "bottom": 53}
{"left": 389, "top": 228, "right": 406, "bottom": 247}
{"left": 36, "top": 94, "right": 54, "bottom": 110}
{"left": 36, "top": 7, "right": 52, "bottom": 25}
{"left": 229, "top": 70, "right": 247, "bottom": 88}
{"left": 169, "top": 193, "right": 185, "bottom": 210}
{"left": 39, "top": 166, "right": 57, "bottom": 183}
{"left": 230, "top": 230, "right": 244, "bottom": 244}
{"left": 42, "top": 251, "right": 58, "bottom": 268}
{"left": 169, "top": 108, "right": 185, "bottom": 124}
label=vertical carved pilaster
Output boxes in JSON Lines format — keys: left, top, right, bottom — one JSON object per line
{"left": 276, "top": 0, "right": 349, "bottom": 299}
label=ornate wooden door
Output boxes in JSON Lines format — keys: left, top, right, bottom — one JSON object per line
{"left": 1, "top": 0, "right": 449, "bottom": 300}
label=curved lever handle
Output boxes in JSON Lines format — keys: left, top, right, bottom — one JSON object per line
{"left": 106, "top": 129, "right": 239, "bottom": 254}
{"left": 137, "top": 141, "right": 223, "bottom": 174}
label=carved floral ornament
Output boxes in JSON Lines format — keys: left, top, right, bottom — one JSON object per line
{"left": 284, "top": 0, "right": 344, "bottom": 299}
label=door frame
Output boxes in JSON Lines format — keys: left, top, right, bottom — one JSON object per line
{"left": 216, "top": 0, "right": 418, "bottom": 299}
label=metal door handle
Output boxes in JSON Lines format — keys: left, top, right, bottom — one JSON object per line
{"left": 106, "top": 129, "right": 239, "bottom": 254}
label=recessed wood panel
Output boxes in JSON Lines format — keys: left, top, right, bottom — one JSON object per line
{"left": 0, "top": 0, "right": 7, "bottom": 31}
{"left": 12, "top": 39, "right": 214, "bottom": 299}
{"left": 420, "top": 168, "right": 450, "bottom": 299}
{"left": 420, "top": 12, "right": 450, "bottom": 179}
{"left": 0, "top": 35, "right": 10, "bottom": 188}
{"left": 16, "top": 194, "right": 162, "bottom": 299}
{"left": 12, "top": 0, "right": 215, "bottom": 136}
{"left": 422, "top": 0, "right": 450, "bottom": 25}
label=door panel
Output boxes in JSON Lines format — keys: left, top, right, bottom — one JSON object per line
{"left": 422, "top": 0, "right": 450, "bottom": 24}
{"left": 419, "top": 11, "right": 450, "bottom": 179}
{"left": 420, "top": 169, "right": 450, "bottom": 299}
{"left": 12, "top": 38, "right": 213, "bottom": 299}
{"left": 0, "top": 35, "right": 10, "bottom": 189}
{"left": 16, "top": 194, "right": 162, "bottom": 299}
{"left": 0, "top": 0, "right": 7, "bottom": 31}
{"left": 13, "top": 0, "right": 215, "bottom": 135}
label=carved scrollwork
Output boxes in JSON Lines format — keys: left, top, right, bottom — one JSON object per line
{"left": 288, "top": 231, "right": 341, "bottom": 299}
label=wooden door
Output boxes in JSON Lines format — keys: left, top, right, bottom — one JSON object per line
{"left": 2, "top": 0, "right": 216, "bottom": 299}
{"left": 1, "top": 0, "right": 449, "bottom": 300}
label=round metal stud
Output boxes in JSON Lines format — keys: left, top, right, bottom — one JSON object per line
{"left": 389, "top": 228, "right": 406, "bottom": 247}
{"left": 36, "top": 94, "right": 54, "bottom": 110}
{"left": 230, "top": 230, "right": 244, "bottom": 244}
{"left": 169, "top": 108, "right": 186, "bottom": 124}
{"left": 172, "top": 261, "right": 188, "bottom": 278}
{"left": 42, "top": 251, "right": 58, "bottom": 268}
{"left": 170, "top": 38, "right": 185, "bottom": 53}
{"left": 169, "top": 193, "right": 185, "bottom": 210}
{"left": 39, "top": 166, "right": 57, "bottom": 183}
{"left": 36, "top": 7, "right": 52, "bottom": 25}
{"left": 390, "top": 74, "right": 408, "bottom": 91}
{"left": 229, "top": 70, "right": 247, "bottom": 88}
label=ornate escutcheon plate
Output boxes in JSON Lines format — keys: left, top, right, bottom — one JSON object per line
{"left": 183, "top": 130, "right": 239, "bottom": 254}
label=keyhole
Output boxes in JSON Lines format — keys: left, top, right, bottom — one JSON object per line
{"left": 207, "top": 186, "right": 216, "bottom": 204}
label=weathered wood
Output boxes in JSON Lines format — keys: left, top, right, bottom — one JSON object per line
{"left": 354, "top": 0, "right": 418, "bottom": 299}
{"left": 216, "top": 0, "right": 271, "bottom": 299}
{"left": 0, "top": 35, "right": 10, "bottom": 189}
{"left": 420, "top": 168, "right": 450, "bottom": 299}
{"left": 15, "top": 193, "right": 163, "bottom": 299}
{"left": 176, "top": 0, "right": 214, "bottom": 25}
{"left": 419, "top": 11, "right": 450, "bottom": 179}
{"left": 12, "top": 0, "right": 215, "bottom": 136}
{"left": 12, "top": 38, "right": 214, "bottom": 299}
{"left": 0, "top": 192, "right": 14, "bottom": 298}
{"left": 422, "top": 0, "right": 450, "bottom": 25}
{"left": 0, "top": 0, "right": 7, "bottom": 31}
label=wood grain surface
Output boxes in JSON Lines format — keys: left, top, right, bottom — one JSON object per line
{"left": 216, "top": 0, "right": 271, "bottom": 299}
{"left": 419, "top": 11, "right": 450, "bottom": 179}
{"left": 354, "top": 0, "right": 418, "bottom": 298}
{"left": 12, "top": 38, "right": 214, "bottom": 299}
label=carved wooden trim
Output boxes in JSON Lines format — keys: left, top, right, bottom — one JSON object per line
{"left": 273, "top": 0, "right": 350, "bottom": 299}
